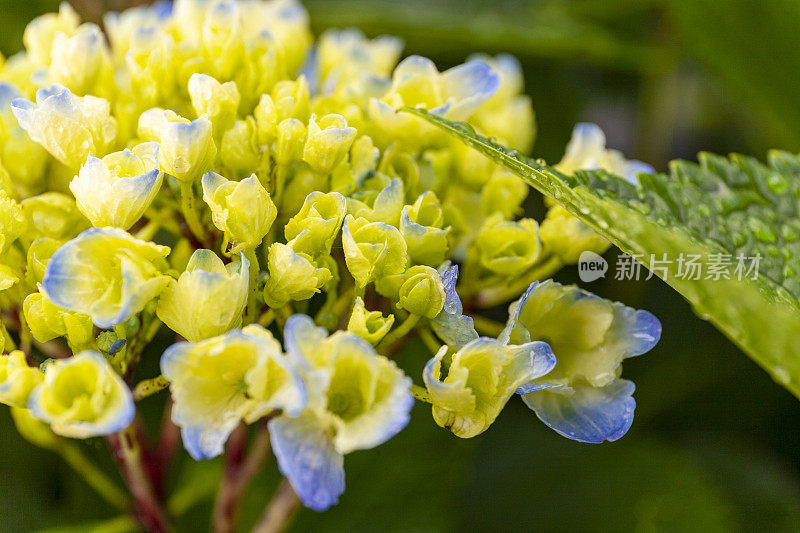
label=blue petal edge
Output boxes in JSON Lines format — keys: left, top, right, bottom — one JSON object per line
{"left": 521, "top": 379, "right": 636, "bottom": 444}
{"left": 269, "top": 415, "right": 345, "bottom": 512}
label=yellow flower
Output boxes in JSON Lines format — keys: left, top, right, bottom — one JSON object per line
{"left": 161, "top": 325, "right": 306, "bottom": 459}
{"left": 539, "top": 204, "right": 611, "bottom": 265}
{"left": 424, "top": 338, "right": 554, "bottom": 438}
{"left": 556, "top": 123, "right": 654, "bottom": 184}
{"left": 202, "top": 172, "right": 277, "bottom": 252}
{"left": 347, "top": 297, "right": 394, "bottom": 345}
{"left": 70, "top": 142, "right": 162, "bottom": 230}
{"left": 26, "top": 237, "right": 62, "bottom": 285}
{"left": 274, "top": 118, "right": 307, "bottom": 166}
{"left": 317, "top": 28, "right": 402, "bottom": 84}
{"left": 302, "top": 114, "right": 357, "bottom": 175}
{"left": 156, "top": 249, "right": 249, "bottom": 342}
{"left": 263, "top": 243, "right": 332, "bottom": 308}
{"left": 0, "top": 351, "right": 44, "bottom": 408}
{"left": 0, "top": 190, "right": 26, "bottom": 255}
{"left": 20, "top": 193, "right": 89, "bottom": 243}
{"left": 158, "top": 112, "right": 217, "bottom": 183}
{"left": 271, "top": 315, "right": 412, "bottom": 510}
{"left": 42, "top": 227, "right": 171, "bottom": 328}
{"left": 284, "top": 191, "right": 347, "bottom": 258}
{"left": 472, "top": 214, "right": 541, "bottom": 277}
{"left": 368, "top": 56, "right": 499, "bottom": 147}
{"left": 48, "top": 23, "right": 112, "bottom": 96}
{"left": 219, "top": 117, "right": 260, "bottom": 178}
{"left": 397, "top": 265, "right": 446, "bottom": 319}
{"left": 10, "top": 84, "right": 117, "bottom": 169}
{"left": 28, "top": 351, "right": 135, "bottom": 438}
{"left": 341, "top": 214, "right": 408, "bottom": 288}
{"left": 188, "top": 73, "right": 240, "bottom": 137}
{"left": 400, "top": 191, "right": 449, "bottom": 266}
{"left": 23, "top": 2, "right": 80, "bottom": 66}
{"left": 24, "top": 288, "right": 94, "bottom": 351}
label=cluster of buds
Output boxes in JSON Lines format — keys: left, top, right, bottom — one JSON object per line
{"left": 0, "top": 0, "right": 661, "bottom": 524}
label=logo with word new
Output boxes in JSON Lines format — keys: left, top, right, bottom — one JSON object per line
{"left": 578, "top": 251, "right": 608, "bottom": 282}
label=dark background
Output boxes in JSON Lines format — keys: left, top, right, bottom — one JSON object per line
{"left": 1, "top": 1, "right": 799, "bottom": 531}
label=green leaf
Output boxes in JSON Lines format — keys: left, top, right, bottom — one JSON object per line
{"left": 404, "top": 107, "right": 800, "bottom": 399}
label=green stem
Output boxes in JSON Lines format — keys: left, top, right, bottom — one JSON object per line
{"left": 133, "top": 375, "right": 170, "bottom": 401}
{"left": 410, "top": 384, "right": 432, "bottom": 404}
{"left": 418, "top": 327, "right": 442, "bottom": 355}
{"left": 60, "top": 443, "right": 130, "bottom": 511}
{"left": 273, "top": 165, "right": 290, "bottom": 205}
{"left": 243, "top": 248, "right": 261, "bottom": 325}
{"left": 353, "top": 284, "right": 365, "bottom": 301}
{"left": 143, "top": 317, "right": 163, "bottom": 345}
{"left": 179, "top": 181, "right": 210, "bottom": 246}
{"left": 376, "top": 313, "right": 421, "bottom": 352}
{"left": 475, "top": 256, "right": 563, "bottom": 308}
{"left": 135, "top": 220, "right": 161, "bottom": 241}
{"left": 275, "top": 304, "right": 293, "bottom": 329}
{"left": 333, "top": 286, "right": 355, "bottom": 316}
{"left": 258, "top": 309, "right": 275, "bottom": 327}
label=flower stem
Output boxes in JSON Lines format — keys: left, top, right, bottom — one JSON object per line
{"left": 212, "top": 422, "right": 272, "bottom": 533}
{"left": 410, "top": 384, "right": 432, "bottom": 404}
{"left": 475, "top": 255, "right": 563, "bottom": 308}
{"left": 133, "top": 375, "right": 170, "bottom": 401}
{"left": 60, "top": 442, "right": 130, "bottom": 510}
{"left": 275, "top": 304, "right": 293, "bottom": 329}
{"left": 418, "top": 327, "right": 442, "bottom": 355}
{"left": 109, "top": 425, "right": 171, "bottom": 533}
{"left": 252, "top": 478, "right": 301, "bottom": 533}
{"left": 244, "top": 248, "right": 260, "bottom": 325}
{"left": 135, "top": 220, "right": 161, "bottom": 241}
{"left": 258, "top": 309, "right": 275, "bottom": 327}
{"left": 376, "top": 313, "right": 421, "bottom": 352}
{"left": 179, "top": 181, "right": 211, "bottom": 246}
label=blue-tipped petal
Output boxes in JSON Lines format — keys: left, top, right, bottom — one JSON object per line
{"left": 510, "top": 340, "right": 556, "bottom": 394}
{"left": 625, "top": 160, "right": 656, "bottom": 183}
{"left": 152, "top": 0, "right": 173, "bottom": 18}
{"left": 181, "top": 425, "right": 232, "bottom": 461}
{"left": 626, "top": 309, "right": 662, "bottom": 356}
{"left": 431, "top": 263, "right": 478, "bottom": 348}
{"left": 522, "top": 379, "right": 636, "bottom": 443}
{"left": 439, "top": 60, "right": 500, "bottom": 120}
{"left": 270, "top": 414, "right": 345, "bottom": 512}
{"left": 443, "top": 60, "right": 501, "bottom": 103}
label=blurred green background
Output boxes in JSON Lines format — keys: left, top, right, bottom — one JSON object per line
{"left": 2, "top": 0, "right": 800, "bottom": 531}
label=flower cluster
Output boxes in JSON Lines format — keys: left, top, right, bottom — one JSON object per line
{"left": 0, "top": 0, "right": 661, "bottom": 518}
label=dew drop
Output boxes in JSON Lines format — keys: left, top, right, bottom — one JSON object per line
{"left": 748, "top": 216, "right": 777, "bottom": 243}
{"left": 766, "top": 173, "right": 789, "bottom": 195}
